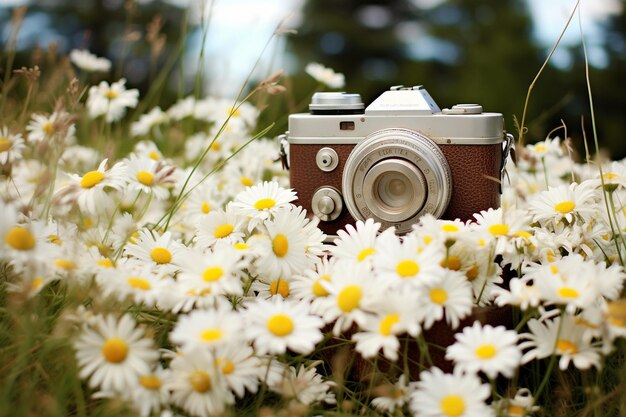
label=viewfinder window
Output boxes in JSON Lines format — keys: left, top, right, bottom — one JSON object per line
{"left": 340, "top": 121, "right": 355, "bottom": 130}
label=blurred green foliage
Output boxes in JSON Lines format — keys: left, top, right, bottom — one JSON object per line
{"left": 1, "top": 0, "right": 625, "bottom": 157}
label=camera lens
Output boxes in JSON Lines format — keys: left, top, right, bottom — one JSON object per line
{"left": 342, "top": 128, "right": 452, "bottom": 234}
{"left": 362, "top": 159, "right": 426, "bottom": 223}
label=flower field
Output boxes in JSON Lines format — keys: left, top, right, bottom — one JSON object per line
{"left": 2, "top": 17, "right": 626, "bottom": 417}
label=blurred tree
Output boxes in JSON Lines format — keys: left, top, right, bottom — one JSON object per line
{"left": 0, "top": 0, "right": 187, "bottom": 108}
{"left": 287, "top": 0, "right": 546, "bottom": 134}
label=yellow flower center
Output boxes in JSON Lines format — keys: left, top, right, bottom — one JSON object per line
{"left": 189, "top": 371, "right": 211, "bottom": 393}
{"left": 80, "top": 170, "right": 105, "bottom": 188}
{"left": 379, "top": 313, "right": 400, "bottom": 336}
{"left": 357, "top": 247, "right": 375, "bottom": 262}
{"left": 558, "top": 287, "right": 579, "bottom": 299}
{"left": 254, "top": 198, "right": 275, "bottom": 210}
{"left": 127, "top": 277, "right": 151, "bottom": 290}
{"left": 515, "top": 231, "right": 532, "bottom": 239}
{"left": 556, "top": 339, "right": 578, "bottom": 354}
{"left": 396, "top": 260, "right": 419, "bottom": 278}
{"left": 507, "top": 405, "right": 526, "bottom": 416}
{"left": 200, "top": 328, "right": 223, "bottom": 342}
{"left": 97, "top": 259, "right": 114, "bottom": 268}
{"left": 210, "top": 141, "right": 221, "bottom": 151}
{"left": 0, "top": 138, "right": 12, "bottom": 152}
{"left": 429, "top": 288, "right": 448, "bottom": 305}
{"left": 54, "top": 259, "right": 76, "bottom": 270}
{"left": 270, "top": 279, "right": 290, "bottom": 298}
{"left": 337, "top": 285, "right": 362, "bottom": 312}
{"left": 229, "top": 107, "right": 241, "bottom": 117}
{"left": 603, "top": 172, "right": 619, "bottom": 181}
{"left": 441, "top": 223, "right": 459, "bottom": 233}
{"left": 150, "top": 247, "right": 172, "bottom": 264}
{"left": 475, "top": 344, "right": 497, "bottom": 359}
{"left": 267, "top": 313, "right": 294, "bottom": 336}
{"left": 488, "top": 223, "right": 509, "bottom": 236}
{"left": 534, "top": 144, "right": 546, "bottom": 153}
{"left": 104, "top": 89, "right": 119, "bottom": 99}
{"left": 440, "top": 395, "right": 465, "bottom": 417}
{"left": 554, "top": 200, "right": 576, "bottom": 214}
{"left": 550, "top": 265, "right": 559, "bottom": 274}
{"left": 48, "top": 234, "right": 62, "bottom": 245}
{"left": 214, "top": 223, "right": 234, "bottom": 239}
{"left": 31, "top": 277, "right": 44, "bottom": 290}
{"left": 42, "top": 122, "right": 55, "bottom": 135}
{"left": 240, "top": 176, "right": 254, "bottom": 187}
{"left": 234, "top": 242, "right": 249, "bottom": 250}
{"left": 203, "top": 267, "right": 223, "bottom": 282}
{"left": 440, "top": 255, "right": 461, "bottom": 271}
{"left": 148, "top": 151, "right": 160, "bottom": 160}
{"left": 136, "top": 170, "right": 154, "bottom": 186}
{"left": 423, "top": 235, "right": 433, "bottom": 245}
{"left": 101, "top": 338, "right": 128, "bottom": 363}
{"left": 312, "top": 274, "right": 331, "bottom": 297}
{"left": 218, "top": 359, "right": 235, "bottom": 375}
{"left": 201, "top": 201, "right": 211, "bottom": 214}
{"left": 139, "top": 374, "right": 162, "bottom": 390}
{"left": 465, "top": 264, "right": 479, "bottom": 281}
{"left": 5, "top": 226, "right": 36, "bottom": 250}
{"left": 272, "top": 234, "right": 289, "bottom": 257}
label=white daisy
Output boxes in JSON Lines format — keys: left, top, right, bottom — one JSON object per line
{"left": 169, "top": 306, "right": 243, "bottom": 353}
{"left": 519, "top": 314, "right": 602, "bottom": 370}
{"left": 167, "top": 348, "right": 234, "bottom": 417}
{"left": 352, "top": 292, "right": 422, "bottom": 361}
{"left": 267, "top": 361, "right": 336, "bottom": 406}
{"left": 371, "top": 374, "right": 410, "bottom": 415}
{"left": 230, "top": 181, "right": 297, "bottom": 231}
{"left": 374, "top": 231, "right": 446, "bottom": 289}
{"left": 176, "top": 246, "right": 245, "bottom": 297}
{"left": 0, "top": 201, "right": 58, "bottom": 270}
{"left": 128, "top": 365, "right": 171, "bottom": 417}
{"left": 528, "top": 182, "right": 598, "bottom": 225}
{"left": 0, "top": 126, "right": 25, "bottom": 164}
{"left": 290, "top": 255, "right": 335, "bottom": 309}
{"left": 315, "top": 260, "right": 378, "bottom": 335}
{"left": 410, "top": 367, "right": 494, "bottom": 417}
{"left": 96, "top": 263, "right": 172, "bottom": 307}
{"left": 74, "top": 314, "right": 159, "bottom": 392}
{"left": 243, "top": 297, "right": 324, "bottom": 355}
{"left": 526, "top": 255, "right": 599, "bottom": 313}
{"left": 167, "top": 96, "right": 196, "bottom": 120}
{"left": 87, "top": 78, "right": 139, "bottom": 122}
{"left": 123, "top": 229, "right": 185, "bottom": 274}
{"left": 330, "top": 218, "right": 381, "bottom": 265}
{"left": 124, "top": 156, "right": 176, "bottom": 200}
{"left": 194, "top": 206, "right": 246, "bottom": 250}
{"left": 130, "top": 106, "right": 169, "bottom": 136}
{"left": 305, "top": 62, "right": 345, "bottom": 89}
{"left": 253, "top": 205, "right": 315, "bottom": 280}
{"left": 26, "top": 111, "right": 76, "bottom": 144}
{"left": 54, "top": 158, "right": 127, "bottom": 215}
{"left": 416, "top": 268, "right": 473, "bottom": 330}
{"left": 445, "top": 321, "right": 521, "bottom": 379}
{"left": 212, "top": 343, "right": 262, "bottom": 398}
{"left": 69, "top": 49, "right": 111, "bottom": 72}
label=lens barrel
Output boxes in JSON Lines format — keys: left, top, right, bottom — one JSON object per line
{"left": 342, "top": 128, "right": 452, "bottom": 233}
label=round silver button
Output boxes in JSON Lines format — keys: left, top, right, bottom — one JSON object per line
{"left": 316, "top": 147, "right": 339, "bottom": 172}
{"left": 311, "top": 187, "right": 343, "bottom": 222}
{"left": 318, "top": 196, "right": 335, "bottom": 215}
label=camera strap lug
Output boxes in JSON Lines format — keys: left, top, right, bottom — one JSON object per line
{"left": 276, "top": 133, "right": 290, "bottom": 170}
{"left": 499, "top": 132, "right": 514, "bottom": 193}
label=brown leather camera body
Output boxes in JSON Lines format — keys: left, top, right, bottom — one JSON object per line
{"left": 289, "top": 141, "right": 503, "bottom": 236}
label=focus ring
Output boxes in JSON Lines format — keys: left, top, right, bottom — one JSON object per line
{"left": 342, "top": 128, "right": 452, "bottom": 234}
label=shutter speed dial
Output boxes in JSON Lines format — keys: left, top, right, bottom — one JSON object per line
{"left": 311, "top": 187, "right": 343, "bottom": 222}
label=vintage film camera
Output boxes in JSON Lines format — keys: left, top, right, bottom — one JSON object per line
{"left": 281, "top": 85, "right": 512, "bottom": 235}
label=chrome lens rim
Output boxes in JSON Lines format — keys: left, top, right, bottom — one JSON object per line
{"left": 342, "top": 128, "right": 452, "bottom": 233}
{"left": 362, "top": 159, "right": 426, "bottom": 222}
